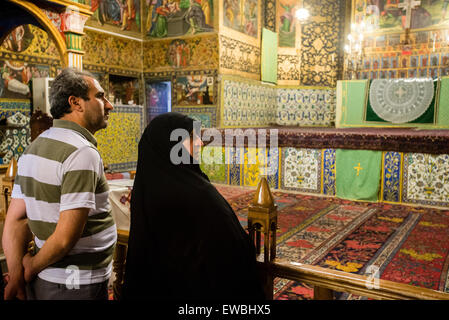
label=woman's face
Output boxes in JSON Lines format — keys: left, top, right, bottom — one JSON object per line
{"left": 182, "top": 132, "right": 203, "bottom": 160}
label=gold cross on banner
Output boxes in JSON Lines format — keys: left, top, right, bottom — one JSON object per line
{"left": 354, "top": 163, "right": 363, "bottom": 176}
{"left": 398, "top": 0, "right": 421, "bottom": 29}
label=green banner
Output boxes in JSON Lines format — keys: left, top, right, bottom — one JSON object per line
{"left": 336, "top": 149, "right": 382, "bottom": 201}
{"left": 261, "top": 28, "right": 278, "bottom": 84}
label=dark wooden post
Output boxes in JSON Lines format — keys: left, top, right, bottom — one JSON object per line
{"left": 247, "top": 177, "right": 277, "bottom": 299}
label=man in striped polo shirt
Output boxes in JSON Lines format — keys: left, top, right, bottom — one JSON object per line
{"left": 2, "top": 68, "right": 116, "bottom": 300}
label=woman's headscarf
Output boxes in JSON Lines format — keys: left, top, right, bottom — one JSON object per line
{"left": 122, "top": 112, "right": 264, "bottom": 300}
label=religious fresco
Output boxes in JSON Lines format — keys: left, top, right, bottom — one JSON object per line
{"left": 0, "top": 61, "right": 49, "bottom": 99}
{"left": 143, "top": 0, "right": 214, "bottom": 38}
{"left": 85, "top": 0, "right": 142, "bottom": 36}
{"left": 278, "top": 0, "right": 297, "bottom": 47}
{"left": 355, "top": 0, "right": 449, "bottom": 33}
{"left": 223, "top": 0, "right": 259, "bottom": 37}
{"left": 174, "top": 74, "right": 214, "bottom": 105}
{"left": 143, "top": 35, "right": 218, "bottom": 71}
{"left": 0, "top": 25, "right": 60, "bottom": 61}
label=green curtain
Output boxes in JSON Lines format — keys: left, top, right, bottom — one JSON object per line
{"left": 261, "top": 28, "right": 278, "bottom": 84}
{"left": 336, "top": 149, "right": 382, "bottom": 201}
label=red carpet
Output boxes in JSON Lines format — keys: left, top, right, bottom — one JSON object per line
{"left": 214, "top": 184, "right": 449, "bottom": 300}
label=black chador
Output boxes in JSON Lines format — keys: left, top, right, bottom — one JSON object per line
{"left": 122, "top": 112, "right": 265, "bottom": 300}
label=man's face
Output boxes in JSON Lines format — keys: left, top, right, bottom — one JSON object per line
{"left": 82, "top": 77, "right": 113, "bottom": 134}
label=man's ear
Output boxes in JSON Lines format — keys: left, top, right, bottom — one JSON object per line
{"left": 68, "top": 96, "right": 83, "bottom": 112}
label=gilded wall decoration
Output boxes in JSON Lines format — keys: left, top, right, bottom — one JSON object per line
{"left": 219, "top": 35, "right": 260, "bottom": 77}
{"left": 83, "top": 30, "right": 142, "bottom": 71}
{"left": 263, "top": 0, "right": 276, "bottom": 31}
{"left": 300, "top": 0, "right": 341, "bottom": 86}
{"left": 95, "top": 105, "right": 144, "bottom": 172}
{"left": 0, "top": 25, "right": 61, "bottom": 61}
{"left": 85, "top": 0, "right": 142, "bottom": 37}
{"left": 223, "top": 0, "right": 259, "bottom": 37}
{"left": 143, "top": 0, "right": 214, "bottom": 38}
{"left": 143, "top": 35, "right": 218, "bottom": 71}
{"left": 277, "top": 54, "right": 300, "bottom": 81}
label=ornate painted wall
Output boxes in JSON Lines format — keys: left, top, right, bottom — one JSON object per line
{"left": 201, "top": 144, "right": 449, "bottom": 208}
{"left": 143, "top": 34, "right": 218, "bottom": 72}
{"left": 220, "top": 75, "right": 277, "bottom": 127}
{"left": 350, "top": 0, "right": 449, "bottom": 80}
{"left": 219, "top": 0, "right": 262, "bottom": 79}
{"left": 276, "top": 86, "right": 336, "bottom": 126}
{"left": 276, "top": 0, "right": 344, "bottom": 86}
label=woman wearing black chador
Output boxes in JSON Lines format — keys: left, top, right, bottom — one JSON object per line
{"left": 122, "top": 112, "right": 265, "bottom": 300}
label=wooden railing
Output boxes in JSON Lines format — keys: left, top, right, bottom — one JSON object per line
{"left": 111, "top": 178, "right": 449, "bottom": 300}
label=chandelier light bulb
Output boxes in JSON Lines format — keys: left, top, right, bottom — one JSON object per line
{"left": 295, "top": 8, "right": 310, "bottom": 21}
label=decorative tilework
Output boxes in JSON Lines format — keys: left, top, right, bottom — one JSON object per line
{"left": 267, "top": 147, "right": 280, "bottom": 190}
{"left": 276, "top": 87, "right": 336, "bottom": 126}
{"left": 382, "top": 151, "right": 402, "bottom": 203}
{"left": 172, "top": 106, "right": 217, "bottom": 128}
{"left": 402, "top": 153, "right": 449, "bottom": 207}
{"left": 242, "top": 147, "right": 267, "bottom": 187}
{"left": 221, "top": 78, "right": 277, "bottom": 127}
{"left": 0, "top": 100, "right": 31, "bottom": 119}
{"left": 280, "top": 147, "right": 321, "bottom": 193}
{"left": 95, "top": 105, "right": 144, "bottom": 172}
{"left": 0, "top": 112, "right": 31, "bottom": 164}
{"left": 200, "top": 146, "right": 226, "bottom": 183}
{"left": 226, "top": 146, "right": 243, "bottom": 186}
{"left": 322, "top": 148, "right": 336, "bottom": 196}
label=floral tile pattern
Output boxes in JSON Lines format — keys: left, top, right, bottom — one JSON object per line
{"left": 95, "top": 105, "right": 144, "bottom": 172}
{"left": 382, "top": 151, "right": 402, "bottom": 203}
{"left": 0, "top": 112, "right": 31, "bottom": 164}
{"left": 221, "top": 78, "right": 277, "bottom": 127}
{"left": 322, "top": 148, "right": 336, "bottom": 196}
{"left": 402, "top": 153, "right": 449, "bottom": 207}
{"left": 280, "top": 147, "right": 321, "bottom": 193}
{"left": 276, "top": 88, "right": 336, "bottom": 126}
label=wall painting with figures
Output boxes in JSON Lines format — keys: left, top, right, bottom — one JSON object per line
{"left": 174, "top": 74, "right": 214, "bottom": 105}
{"left": 0, "top": 24, "right": 60, "bottom": 100}
{"left": 354, "top": 0, "right": 449, "bottom": 33}
{"left": 143, "top": 0, "right": 214, "bottom": 38}
{"left": 222, "top": 0, "right": 259, "bottom": 38}
{"left": 352, "top": 0, "right": 449, "bottom": 80}
{"left": 84, "top": 0, "right": 142, "bottom": 37}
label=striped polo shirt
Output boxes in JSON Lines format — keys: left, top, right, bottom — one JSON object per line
{"left": 11, "top": 119, "right": 117, "bottom": 285}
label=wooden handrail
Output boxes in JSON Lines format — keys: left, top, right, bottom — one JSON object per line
{"left": 267, "top": 259, "right": 449, "bottom": 300}
{"left": 113, "top": 229, "right": 449, "bottom": 300}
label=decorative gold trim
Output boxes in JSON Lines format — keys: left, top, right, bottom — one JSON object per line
{"left": 8, "top": 0, "right": 68, "bottom": 67}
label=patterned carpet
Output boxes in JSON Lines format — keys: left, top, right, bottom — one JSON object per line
{"left": 214, "top": 184, "right": 449, "bottom": 300}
